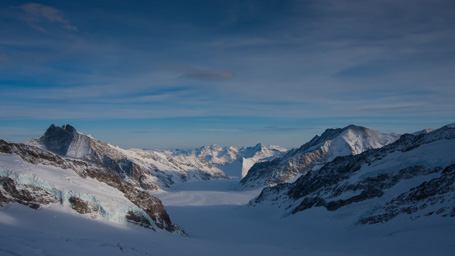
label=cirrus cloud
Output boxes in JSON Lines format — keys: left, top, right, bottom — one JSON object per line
{"left": 18, "top": 2, "right": 77, "bottom": 32}
{"left": 167, "top": 64, "right": 234, "bottom": 81}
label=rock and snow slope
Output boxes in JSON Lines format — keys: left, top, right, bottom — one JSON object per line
{"left": 1, "top": 174, "right": 454, "bottom": 256}
{"left": 30, "top": 124, "right": 227, "bottom": 190}
{"left": 171, "top": 143, "right": 287, "bottom": 178}
{"left": 0, "top": 139, "right": 184, "bottom": 234}
{"left": 252, "top": 125, "right": 455, "bottom": 224}
{"left": 241, "top": 125, "right": 399, "bottom": 188}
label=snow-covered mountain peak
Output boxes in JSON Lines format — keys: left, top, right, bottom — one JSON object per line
{"left": 337, "top": 125, "right": 399, "bottom": 155}
{"left": 240, "top": 125, "right": 399, "bottom": 188}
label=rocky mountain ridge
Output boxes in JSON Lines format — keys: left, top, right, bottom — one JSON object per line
{"left": 251, "top": 125, "right": 455, "bottom": 223}
{"left": 241, "top": 125, "right": 399, "bottom": 188}
{"left": 29, "top": 124, "right": 227, "bottom": 190}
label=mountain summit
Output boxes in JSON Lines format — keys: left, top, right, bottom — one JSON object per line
{"left": 240, "top": 125, "right": 399, "bottom": 188}
{"left": 36, "top": 124, "right": 92, "bottom": 158}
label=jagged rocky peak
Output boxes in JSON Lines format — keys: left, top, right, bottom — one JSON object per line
{"left": 251, "top": 143, "right": 267, "bottom": 153}
{"left": 40, "top": 124, "right": 78, "bottom": 156}
{"left": 35, "top": 124, "right": 93, "bottom": 159}
{"left": 254, "top": 143, "right": 264, "bottom": 149}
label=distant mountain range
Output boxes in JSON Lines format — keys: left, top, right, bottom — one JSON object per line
{"left": 170, "top": 143, "right": 287, "bottom": 178}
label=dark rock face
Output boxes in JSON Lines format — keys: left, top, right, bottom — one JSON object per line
{"left": 126, "top": 211, "right": 155, "bottom": 230}
{"left": 68, "top": 196, "right": 98, "bottom": 215}
{"left": 40, "top": 124, "right": 76, "bottom": 156}
{"left": 123, "top": 188, "right": 184, "bottom": 234}
{"left": 252, "top": 126, "right": 455, "bottom": 224}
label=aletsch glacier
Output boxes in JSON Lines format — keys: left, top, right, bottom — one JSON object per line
{"left": 1, "top": 123, "right": 454, "bottom": 256}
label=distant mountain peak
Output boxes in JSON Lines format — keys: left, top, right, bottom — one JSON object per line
{"left": 254, "top": 143, "right": 264, "bottom": 148}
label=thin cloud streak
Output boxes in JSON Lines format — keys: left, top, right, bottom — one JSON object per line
{"left": 18, "top": 3, "right": 77, "bottom": 32}
{"left": 165, "top": 64, "right": 234, "bottom": 81}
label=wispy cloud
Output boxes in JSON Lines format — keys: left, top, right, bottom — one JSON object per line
{"left": 167, "top": 64, "right": 234, "bottom": 81}
{"left": 18, "top": 3, "right": 77, "bottom": 32}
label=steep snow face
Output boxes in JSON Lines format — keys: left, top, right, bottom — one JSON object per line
{"left": 171, "top": 143, "right": 287, "bottom": 178}
{"left": 252, "top": 125, "right": 455, "bottom": 224}
{"left": 29, "top": 125, "right": 227, "bottom": 190}
{"left": 241, "top": 125, "right": 399, "bottom": 188}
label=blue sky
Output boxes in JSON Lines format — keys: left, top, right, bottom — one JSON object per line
{"left": 1, "top": 0, "right": 454, "bottom": 149}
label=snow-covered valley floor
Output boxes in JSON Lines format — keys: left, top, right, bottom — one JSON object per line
{"left": 1, "top": 177, "right": 455, "bottom": 256}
